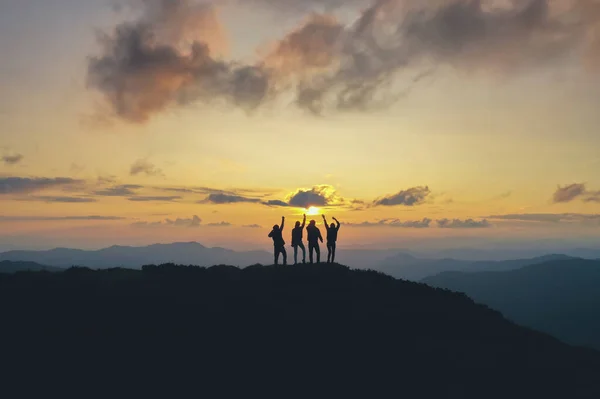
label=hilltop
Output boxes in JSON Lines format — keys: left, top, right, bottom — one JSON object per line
{"left": 1, "top": 263, "right": 599, "bottom": 397}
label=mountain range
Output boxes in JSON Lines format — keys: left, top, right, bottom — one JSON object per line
{"left": 375, "top": 252, "right": 578, "bottom": 280}
{"left": 423, "top": 258, "right": 600, "bottom": 350}
{"left": 0, "top": 241, "right": 271, "bottom": 269}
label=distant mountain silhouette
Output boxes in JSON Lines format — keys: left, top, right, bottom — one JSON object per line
{"left": 0, "top": 260, "right": 63, "bottom": 273}
{"left": 377, "top": 253, "right": 576, "bottom": 280}
{"left": 1, "top": 263, "right": 599, "bottom": 397}
{"left": 0, "top": 241, "right": 270, "bottom": 269}
{"left": 423, "top": 258, "right": 600, "bottom": 350}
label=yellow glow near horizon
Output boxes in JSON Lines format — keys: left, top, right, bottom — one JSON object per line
{"left": 306, "top": 207, "right": 320, "bottom": 216}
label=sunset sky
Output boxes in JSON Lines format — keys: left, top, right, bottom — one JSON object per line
{"left": 1, "top": 0, "right": 600, "bottom": 251}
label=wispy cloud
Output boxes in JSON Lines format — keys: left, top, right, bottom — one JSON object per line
{"left": 0, "top": 177, "right": 82, "bottom": 195}
{"left": 132, "top": 215, "right": 202, "bottom": 228}
{"left": 552, "top": 183, "right": 600, "bottom": 203}
{"left": 373, "top": 186, "right": 431, "bottom": 207}
{"left": 0, "top": 215, "right": 126, "bottom": 222}
{"left": 206, "top": 221, "right": 232, "bottom": 227}
{"left": 346, "top": 218, "right": 432, "bottom": 228}
{"left": 2, "top": 154, "right": 24, "bottom": 165}
{"left": 436, "top": 218, "right": 491, "bottom": 229}
{"left": 93, "top": 184, "right": 143, "bottom": 197}
{"left": 19, "top": 196, "right": 97, "bottom": 203}
{"left": 487, "top": 213, "right": 600, "bottom": 224}
{"left": 128, "top": 196, "right": 181, "bottom": 202}
{"left": 242, "top": 224, "right": 262, "bottom": 228}
{"left": 201, "top": 193, "right": 261, "bottom": 204}
{"left": 130, "top": 159, "right": 164, "bottom": 176}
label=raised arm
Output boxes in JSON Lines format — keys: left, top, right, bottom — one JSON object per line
{"left": 280, "top": 216, "right": 285, "bottom": 230}
{"left": 333, "top": 217, "right": 341, "bottom": 230}
{"left": 322, "top": 214, "right": 329, "bottom": 230}
{"left": 301, "top": 214, "right": 306, "bottom": 228}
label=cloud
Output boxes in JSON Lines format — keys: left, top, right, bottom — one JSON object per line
{"left": 553, "top": 183, "right": 587, "bottom": 203}
{"left": 87, "top": 0, "right": 267, "bottom": 122}
{"left": 93, "top": 184, "right": 143, "bottom": 197}
{"left": 436, "top": 218, "right": 491, "bottom": 228}
{"left": 128, "top": 196, "right": 181, "bottom": 202}
{"left": 0, "top": 215, "right": 126, "bottom": 222}
{"left": 347, "top": 218, "right": 432, "bottom": 228}
{"left": 88, "top": 0, "right": 600, "bottom": 121}
{"left": 206, "top": 221, "right": 232, "bottom": 227}
{"left": 242, "top": 224, "right": 262, "bottom": 228}
{"left": 132, "top": 214, "right": 202, "bottom": 228}
{"left": 0, "top": 177, "right": 82, "bottom": 195}
{"left": 584, "top": 192, "right": 600, "bottom": 202}
{"left": 262, "top": 199, "right": 290, "bottom": 207}
{"left": 2, "top": 154, "right": 24, "bottom": 165}
{"left": 202, "top": 193, "right": 261, "bottom": 204}
{"left": 166, "top": 215, "right": 202, "bottom": 227}
{"left": 487, "top": 213, "right": 600, "bottom": 224}
{"left": 19, "top": 196, "right": 98, "bottom": 203}
{"left": 551, "top": 183, "right": 600, "bottom": 203}
{"left": 130, "top": 159, "right": 163, "bottom": 176}
{"left": 373, "top": 186, "right": 430, "bottom": 207}
{"left": 286, "top": 185, "right": 345, "bottom": 208}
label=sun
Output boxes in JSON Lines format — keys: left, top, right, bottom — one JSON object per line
{"left": 306, "top": 206, "right": 320, "bottom": 216}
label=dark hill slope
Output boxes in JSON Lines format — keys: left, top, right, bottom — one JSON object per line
{"left": 0, "top": 260, "right": 63, "bottom": 273}
{"left": 423, "top": 258, "right": 600, "bottom": 350}
{"left": 1, "top": 263, "right": 599, "bottom": 397}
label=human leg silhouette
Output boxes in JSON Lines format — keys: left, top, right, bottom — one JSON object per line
{"left": 299, "top": 242, "right": 306, "bottom": 263}
{"left": 280, "top": 247, "right": 287, "bottom": 265}
{"left": 315, "top": 244, "right": 320, "bottom": 263}
{"left": 293, "top": 245, "right": 298, "bottom": 265}
{"left": 327, "top": 243, "right": 332, "bottom": 263}
{"left": 331, "top": 242, "right": 336, "bottom": 263}
{"left": 308, "top": 243, "right": 315, "bottom": 264}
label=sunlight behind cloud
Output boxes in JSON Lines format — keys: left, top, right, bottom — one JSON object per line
{"left": 306, "top": 206, "right": 320, "bottom": 216}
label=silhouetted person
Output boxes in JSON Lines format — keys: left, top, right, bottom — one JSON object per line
{"left": 291, "top": 214, "right": 306, "bottom": 265}
{"left": 322, "top": 215, "right": 341, "bottom": 263}
{"left": 306, "top": 219, "right": 323, "bottom": 264}
{"left": 268, "top": 216, "right": 287, "bottom": 265}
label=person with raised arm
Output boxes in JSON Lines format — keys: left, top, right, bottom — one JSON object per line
{"left": 291, "top": 214, "right": 307, "bottom": 265}
{"left": 322, "top": 215, "right": 341, "bottom": 264}
{"left": 306, "top": 219, "right": 324, "bottom": 264}
{"left": 268, "top": 216, "right": 287, "bottom": 265}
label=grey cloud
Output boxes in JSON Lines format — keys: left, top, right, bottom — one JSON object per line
{"left": 202, "top": 193, "right": 261, "bottom": 204}
{"left": 242, "top": 224, "right": 262, "bottom": 228}
{"left": 553, "top": 183, "right": 587, "bottom": 203}
{"left": 2, "top": 154, "right": 24, "bottom": 165}
{"left": 0, "top": 177, "right": 82, "bottom": 195}
{"left": 94, "top": 184, "right": 143, "bottom": 197}
{"left": 436, "top": 218, "right": 491, "bottom": 228}
{"left": 20, "top": 196, "right": 98, "bottom": 203}
{"left": 487, "top": 213, "right": 600, "bottom": 223}
{"left": 130, "top": 159, "right": 163, "bottom": 176}
{"left": 0, "top": 215, "right": 126, "bottom": 222}
{"left": 262, "top": 199, "right": 290, "bottom": 207}
{"left": 286, "top": 185, "right": 343, "bottom": 208}
{"left": 584, "top": 192, "right": 600, "bottom": 202}
{"left": 347, "top": 218, "right": 432, "bottom": 228}
{"left": 373, "top": 186, "right": 430, "bottom": 207}
{"left": 133, "top": 214, "right": 202, "bottom": 228}
{"left": 206, "top": 221, "right": 233, "bottom": 227}
{"left": 166, "top": 215, "right": 202, "bottom": 227}
{"left": 128, "top": 196, "right": 181, "bottom": 202}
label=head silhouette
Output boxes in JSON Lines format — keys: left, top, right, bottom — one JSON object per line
{"left": 309, "top": 220, "right": 316, "bottom": 226}
{"left": 295, "top": 221, "right": 300, "bottom": 228}
{"left": 273, "top": 225, "right": 279, "bottom": 231}
{"left": 330, "top": 223, "right": 335, "bottom": 229}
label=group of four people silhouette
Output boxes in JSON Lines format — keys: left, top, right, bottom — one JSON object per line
{"left": 268, "top": 214, "right": 341, "bottom": 265}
